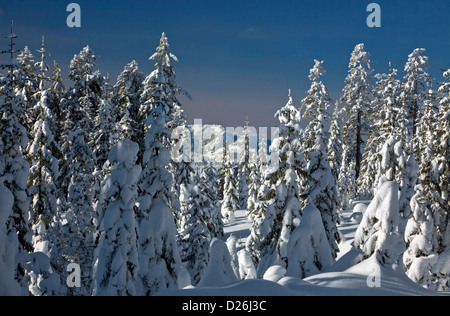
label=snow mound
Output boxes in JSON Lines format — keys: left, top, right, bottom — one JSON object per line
{"left": 160, "top": 255, "right": 438, "bottom": 296}
{"left": 158, "top": 279, "right": 300, "bottom": 296}
{"left": 349, "top": 203, "right": 368, "bottom": 223}
{"left": 263, "top": 265, "right": 286, "bottom": 282}
{"left": 305, "top": 255, "right": 436, "bottom": 296}
{"left": 197, "top": 238, "right": 238, "bottom": 288}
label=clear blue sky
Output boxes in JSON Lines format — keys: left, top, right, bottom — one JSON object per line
{"left": 1, "top": 0, "right": 449, "bottom": 128}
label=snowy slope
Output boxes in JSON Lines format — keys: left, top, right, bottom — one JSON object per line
{"left": 159, "top": 208, "right": 441, "bottom": 296}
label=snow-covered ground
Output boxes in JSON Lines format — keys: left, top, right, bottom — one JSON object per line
{"left": 160, "top": 208, "right": 445, "bottom": 296}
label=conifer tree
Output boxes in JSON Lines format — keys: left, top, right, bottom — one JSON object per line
{"left": 338, "top": 145, "right": 356, "bottom": 211}
{"left": 256, "top": 91, "right": 303, "bottom": 276}
{"left": 201, "top": 165, "right": 224, "bottom": 238}
{"left": 327, "top": 103, "right": 343, "bottom": 186}
{"left": 246, "top": 139, "right": 271, "bottom": 265}
{"left": 305, "top": 113, "right": 340, "bottom": 259}
{"left": 14, "top": 46, "right": 38, "bottom": 120}
{"left": 92, "top": 140, "right": 141, "bottom": 296}
{"left": 339, "top": 43, "right": 375, "bottom": 182}
{"left": 436, "top": 69, "right": 450, "bottom": 255}
{"left": 60, "top": 46, "right": 104, "bottom": 196}
{"left": 27, "top": 38, "right": 60, "bottom": 255}
{"left": 301, "top": 60, "right": 332, "bottom": 151}
{"left": 137, "top": 33, "right": 183, "bottom": 295}
{"left": 221, "top": 155, "right": 239, "bottom": 224}
{"left": 49, "top": 61, "right": 65, "bottom": 121}
{"left": 238, "top": 119, "right": 251, "bottom": 209}
{"left": 112, "top": 60, "right": 145, "bottom": 148}
{"left": 359, "top": 64, "right": 406, "bottom": 195}
{"left": 404, "top": 183, "right": 439, "bottom": 288}
{"left": 60, "top": 129, "right": 96, "bottom": 295}
{"left": 0, "top": 25, "right": 31, "bottom": 252}
{"left": 400, "top": 48, "right": 432, "bottom": 140}
{"left": 178, "top": 172, "right": 214, "bottom": 286}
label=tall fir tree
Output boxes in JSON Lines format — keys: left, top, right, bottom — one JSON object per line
{"left": 327, "top": 103, "right": 343, "bottom": 188}
{"left": 112, "top": 60, "right": 145, "bottom": 150}
{"left": 60, "top": 46, "right": 104, "bottom": 196}
{"left": 400, "top": 48, "right": 432, "bottom": 141}
{"left": 0, "top": 24, "right": 30, "bottom": 295}
{"left": 436, "top": 69, "right": 450, "bottom": 254}
{"left": 238, "top": 118, "right": 251, "bottom": 210}
{"left": 221, "top": 154, "right": 239, "bottom": 224}
{"left": 301, "top": 60, "right": 332, "bottom": 150}
{"left": 339, "top": 43, "right": 374, "bottom": 182}
{"left": 59, "top": 129, "right": 96, "bottom": 295}
{"left": 0, "top": 25, "right": 31, "bottom": 253}
{"left": 305, "top": 113, "right": 340, "bottom": 260}
{"left": 246, "top": 138, "right": 271, "bottom": 265}
{"left": 338, "top": 144, "right": 356, "bottom": 211}
{"left": 137, "top": 33, "right": 183, "bottom": 295}
{"left": 256, "top": 91, "right": 303, "bottom": 276}
{"left": 27, "top": 37, "right": 60, "bottom": 256}
{"left": 433, "top": 68, "right": 450, "bottom": 290}
{"left": 92, "top": 140, "right": 141, "bottom": 296}
{"left": 359, "top": 64, "right": 406, "bottom": 195}
{"left": 403, "top": 88, "right": 443, "bottom": 289}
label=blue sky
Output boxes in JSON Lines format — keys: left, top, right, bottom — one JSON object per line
{"left": 1, "top": 0, "right": 449, "bottom": 128}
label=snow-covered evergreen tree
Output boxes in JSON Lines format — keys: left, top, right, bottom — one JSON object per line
{"left": 403, "top": 183, "right": 439, "bottom": 289}
{"left": 399, "top": 155, "right": 420, "bottom": 219}
{"left": 92, "top": 97, "right": 119, "bottom": 170}
{"left": 301, "top": 59, "right": 332, "bottom": 150}
{"left": 246, "top": 140, "right": 271, "bottom": 265}
{"left": 59, "top": 46, "right": 104, "bottom": 196}
{"left": 0, "top": 182, "right": 21, "bottom": 295}
{"left": 49, "top": 61, "right": 65, "bottom": 122}
{"left": 58, "top": 129, "right": 96, "bottom": 295}
{"left": 305, "top": 113, "right": 340, "bottom": 259}
{"left": 339, "top": 43, "right": 374, "bottom": 182}
{"left": 286, "top": 204, "right": 333, "bottom": 278}
{"left": 140, "top": 32, "right": 191, "bottom": 229}
{"left": 201, "top": 165, "right": 224, "bottom": 238}
{"left": 171, "top": 124, "right": 194, "bottom": 232}
{"left": 405, "top": 85, "right": 450, "bottom": 290}
{"left": 27, "top": 69, "right": 60, "bottom": 255}
{"left": 179, "top": 172, "right": 215, "bottom": 286}
{"left": 337, "top": 144, "right": 356, "bottom": 211}
{"left": 256, "top": 91, "right": 303, "bottom": 276}
{"left": 354, "top": 181, "right": 405, "bottom": 265}
{"left": 246, "top": 160, "right": 261, "bottom": 221}
{"left": 198, "top": 238, "right": 238, "bottom": 287}
{"left": 137, "top": 34, "right": 185, "bottom": 295}
{"left": 137, "top": 106, "right": 183, "bottom": 294}
{"left": 112, "top": 60, "right": 145, "bottom": 149}
{"left": 436, "top": 69, "right": 450, "bottom": 257}
{"left": 139, "top": 32, "right": 190, "bottom": 130}
{"left": 221, "top": 156, "right": 239, "bottom": 224}
{"left": 359, "top": 64, "right": 406, "bottom": 195}
{"left": 25, "top": 37, "right": 59, "bottom": 257}
{"left": 15, "top": 251, "right": 61, "bottom": 296}
{"left": 92, "top": 140, "right": 141, "bottom": 296}
{"left": 400, "top": 48, "right": 432, "bottom": 140}
{"left": 238, "top": 120, "right": 251, "bottom": 209}
{"left": 14, "top": 46, "right": 38, "bottom": 122}
{"left": 0, "top": 33, "right": 31, "bottom": 253}
{"left": 327, "top": 103, "right": 343, "bottom": 187}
